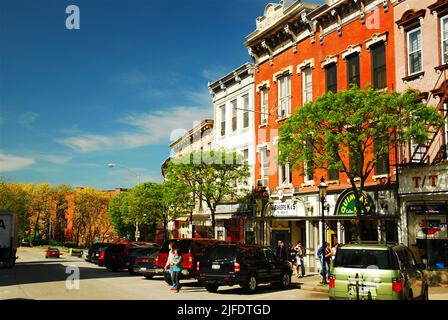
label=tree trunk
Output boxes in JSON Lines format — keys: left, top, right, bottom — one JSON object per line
{"left": 210, "top": 208, "right": 216, "bottom": 239}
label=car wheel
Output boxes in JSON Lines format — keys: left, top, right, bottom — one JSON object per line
{"left": 278, "top": 272, "right": 291, "bottom": 289}
{"left": 164, "top": 273, "right": 173, "bottom": 285}
{"left": 205, "top": 284, "right": 219, "bottom": 293}
{"left": 244, "top": 274, "right": 258, "bottom": 293}
{"left": 144, "top": 275, "right": 154, "bottom": 280}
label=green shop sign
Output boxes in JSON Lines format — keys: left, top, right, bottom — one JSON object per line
{"left": 336, "top": 191, "right": 375, "bottom": 216}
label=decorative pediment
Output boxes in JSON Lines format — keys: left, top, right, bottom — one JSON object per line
{"left": 256, "top": 80, "right": 271, "bottom": 93}
{"left": 396, "top": 9, "right": 426, "bottom": 32}
{"left": 365, "top": 32, "right": 388, "bottom": 49}
{"left": 256, "top": 2, "right": 287, "bottom": 32}
{"left": 273, "top": 65, "right": 294, "bottom": 82}
{"left": 342, "top": 44, "right": 362, "bottom": 60}
{"left": 428, "top": 0, "right": 448, "bottom": 17}
{"left": 297, "top": 58, "right": 315, "bottom": 74}
{"left": 321, "top": 55, "right": 339, "bottom": 68}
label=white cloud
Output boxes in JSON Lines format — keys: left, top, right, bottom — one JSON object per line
{"left": 57, "top": 101, "right": 213, "bottom": 153}
{"left": 0, "top": 151, "right": 36, "bottom": 172}
{"left": 18, "top": 112, "right": 39, "bottom": 126}
{"left": 202, "top": 67, "right": 230, "bottom": 81}
{"left": 37, "top": 154, "right": 72, "bottom": 164}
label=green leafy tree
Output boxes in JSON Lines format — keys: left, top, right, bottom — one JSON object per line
{"left": 0, "top": 179, "right": 31, "bottom": 240}
{"left": 165, "top": 150, "right": 250, "bottom": 237}
{"left": 109, "top": 192, "right": 134, "bottom": 239}
{"left": 278, "top": 87, "right": 444, "bottom": 240}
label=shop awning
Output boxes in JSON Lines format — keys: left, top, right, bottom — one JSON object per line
{"left": 214, "top": 214, "right": 234, "bottom": 220}
{"left": 175, "top": 216, "right": 189, "bottom": 222}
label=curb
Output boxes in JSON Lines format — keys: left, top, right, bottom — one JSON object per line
{"left": 296, "top": 283, "right": 329, "bottom": 294}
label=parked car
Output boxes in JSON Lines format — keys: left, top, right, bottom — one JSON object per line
{"left": 104, "top": 242, "right": 158, "bottom": 272}
{"left": 45, "top": 247, "right": 61, "bottom": 259}
{"left": 90, "top": 244, "right": 110, "bottom": 264}
{"left": 329, "top": 242, "right": 429, "bottom": 300}
{"left": 97, "top": 248, "right": 107, "bottom": 267}
{"left": 153, "top": 238, "right": 229, "bottom": 284}
{"left": 123, "top": 246, "right": 161, "bottom": 274}
{"left": 133, "top": 248, "right": 161, "bottom": 279}
{"left": 86, "top": 243, "right": 108, "bottom": 262}
{"left": 197, "top": 243, "right": 292, "bottom": 293}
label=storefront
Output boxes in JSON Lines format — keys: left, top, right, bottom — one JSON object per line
{"left": 215, "top": 204, "right": 252, "bottom": 242}
{"left": 398, "top": 163, "right": 448, "bottom": 270}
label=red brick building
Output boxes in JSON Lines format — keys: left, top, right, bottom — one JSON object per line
{"left": 244, "top": 0, "right": 399, "bottom": 271}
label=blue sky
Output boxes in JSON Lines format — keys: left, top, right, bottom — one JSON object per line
{"left": 0, "top": 0, "right": 321, "bottom": 190}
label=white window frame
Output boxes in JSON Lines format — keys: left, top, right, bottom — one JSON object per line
{"left": 261, "top": 88, "right": 268, "bottom": 125}
{"left": 302, "top": 67, "right": 313, "bottom": 105}
{"left": 220, "top": 105, "right": 226, "bottom": 137}
{"left": 278, "top": 162, "right": 291, "bottom": 186}
{"left": 445, "top": 103, "right": 448, "bottom": 159}
{"left": 261, "top": 146, "right": 269, "bottom": 181}
{"left": 278, "top": 75, "right": 291, "bottom": 118}
{"left": 442, "top": 15, "right": 448, "bottom": 65}
{"left": 407, "top": 27, "right": 423, "bottom": 75}
{"left": 231, "top": 99, "right": 237, "bottom": 132}
{"left": 242, "top": 94, "right": 250, "bottom": 129}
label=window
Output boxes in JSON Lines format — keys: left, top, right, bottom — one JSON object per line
{"left": 261, "top": 146, "right": 269, "bottom": 181}
{"left": 220, "top": 105, "right": 225, "bottom": 136}
{"left": 242, "top": 94, "right": 250, "bottom": 129}
{"left": 302, "top": 67, "right": 313, "bottom": 104}
{"left": 371, "top": 43, "right": 387, "bottom": 89}
{"left": 278, "top": 75, "right": 291, "bottom": 118}
{"left": 279, "top": 162, "right": 292, "bottom": 185}
{"left": 347, "top": 54, "right": 360, "bottom": 88}
{"left": 326, "top": 64, "right": 338, "bottom": 93}
{"left": 328, "top": 168, "right": 339, "bottom": 181}
{"left": 261, "top": 88, "right": 268, "bottom": 125}
{"left": 444, "top": 102, "right": 448, "bottom": 159}
{"left": 375, "top": 137, "right": 389, "bottom": 175}
{"left": 242, "top": 148, "right": 249, "bottom": 164}
{"left": 442, "top": 16, "right": 448, "bottom": 64}
{"left": 407, "top": 28, "right": 422, "bottom": 75}
{"left": 231, "top": 100, "right": 237, "bottom": 132}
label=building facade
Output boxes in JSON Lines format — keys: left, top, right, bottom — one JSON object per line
{"left": 208, "top": 63, "right": 256, "bottom": 242}
{"left": 166, "top": 119, "right": 215, "bottom": 239}
{"left": 245, "top": 0, "right": 399, "bottom": 272}
{"left": 393, "top": 0, "right": 448, "bottom": 270}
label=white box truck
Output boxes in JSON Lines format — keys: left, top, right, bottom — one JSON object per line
{"left": 0, "top": 212, "right": 18, "bottom": 268}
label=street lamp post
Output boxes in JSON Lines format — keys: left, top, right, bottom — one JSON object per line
{"left": 318, "top": 176, "right": 328, "bottom": 285}
{"left": 108, "top": 163, "right": 142, "bottom": 241}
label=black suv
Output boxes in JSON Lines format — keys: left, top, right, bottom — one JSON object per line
{"left": 197, "top": 244, "right": 292, "bottom": 293}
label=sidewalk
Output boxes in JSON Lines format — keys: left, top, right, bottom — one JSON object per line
{"left": 291, "top": 272, "right": 329, "bottom": 294}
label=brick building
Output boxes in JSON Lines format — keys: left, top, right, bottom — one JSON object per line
{"left": 244, "top": 0, "right": 399, "bottom": 271}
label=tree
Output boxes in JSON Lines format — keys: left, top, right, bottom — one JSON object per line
{"left": 165, "top": 150, "right": 250, "bottom": 237}
{"left": 109, "top": 192, "right": 134, "bottom": 240}
{"left": 278, "top": 86, "right": 444, "bottom": 240}
{"left": 51, "top": 184, "right": 73, "bottom": 243}
{"left": 73, "top": 188, "right": 110, "bottom": 246}
{"left": 0, "top": 179, "right": 31, "bottom": 240}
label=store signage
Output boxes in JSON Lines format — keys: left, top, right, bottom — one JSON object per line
{"left": 398, "top": 164, "right": 448, "bottom": 194}
{"left": 415, "top": 216, "right": 448, "bottom": 239}
{"left": 336, "top": 191, "right": 374, "bottom": 215}
{"left": 270, "top": 202, "right": 297, "bottom": 217}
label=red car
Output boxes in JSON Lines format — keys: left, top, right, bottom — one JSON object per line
{"left": 45, "top": 247, "right": 61, "bottom": 258}
{"left": 153, "top": 238, "right": 230, "bottom": 284}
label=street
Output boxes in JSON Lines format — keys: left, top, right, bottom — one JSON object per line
{"left": 0, "top": 247, "right": 328, "bottom": 300}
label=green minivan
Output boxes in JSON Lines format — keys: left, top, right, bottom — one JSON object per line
{"left": 329, "top": 243, "right": 429, "bottom": 300}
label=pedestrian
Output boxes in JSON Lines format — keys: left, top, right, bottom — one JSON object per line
{"left": 296, "top": 241, "right": 306, "bottom": 278}
{"left": 331, "top": 243, "right": 339, "bottom": 268}
{"left": 194, "top": 231, "right": 201, "bottom": 238}
{"left": 324, "top": 242, "right": 332, "bottom": 281}
{"left": 171, "top": 248, "right": 183, "bottom": 293}
{"left": 164, "top": 241, "right": 176, "bottom": 288}
{"left": 276, "top": 240, "right": 289, "bottom": 263}
{"left": 290, "top": 244, "right": 298, "bottom": 275}
{"left": 317, "top": 242, "right": 330, "bottom": 283}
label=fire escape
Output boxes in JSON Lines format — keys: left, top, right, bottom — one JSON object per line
{"left": 407, "top": 67, "right": 448, "bottom": 165}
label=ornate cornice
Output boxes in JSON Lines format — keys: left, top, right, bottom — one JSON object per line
{"left": 396, "top": 9, "right": 426, "bottom": 32}
{"left": 428, "top": 0, "right": 448, "bottom": 17}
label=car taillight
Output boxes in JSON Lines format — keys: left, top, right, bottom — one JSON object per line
{"left": 392, "top": 277, "right": 403, "bottom": 293}
{"left": 329, "top": 275, "right": 335, "bottom": 288}
{"left": 196, "top": 261, "right": 200, "bottom": 271}
{"left": 99, "top": 251, "right": 105, "bottom": 259}
{"left": 186, "top": 254, "right": 194, "bottom": 269}
{"left": 234, "top": 262, "right": 240, "bottom": 273}
{"left": 155, "top": 256, "right": 158, "bottom": 265}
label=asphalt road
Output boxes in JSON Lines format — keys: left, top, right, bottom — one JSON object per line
{"left": 0, "top": 247, "right": 328, "bottom": 300}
